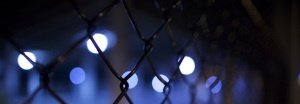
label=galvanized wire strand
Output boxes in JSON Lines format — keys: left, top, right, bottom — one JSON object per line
{"left": 184, "top": 42, "right": 208, "bottom": 104}
{"left": 6, "top": 25, "right": 109, "bottom": 104}
{"left": 120, "top": 0, "right": 179, "bottom": 103}
{"left": 144, "top": 0, "right": 185, "bottom": 104}
{"left": 121, "top": 0, "right": 192, "bottom": 103}
{"left": 164, "top": 27, "right": 201, "bottom": 104}
{"left": 45, "top": 86, "right": 66, "bottom": 104}
{"left": 3, "top": 35, "right": 68, "bottom": 104}
{"left": 69, "top": 0, "right": 123, "bottom": 80}
{"left": 165, "top": 25, "right": 180, "bottom": 53}
{"left": 4, "top": 35, "right": 44, "bottom": 72}
{"left": 46, "top": 35, "right": 89, "bottom": 72}
{"left": 114, "top": 46, "right": 152, "bottom": 104}
{"left": 69, "top": 0, "right": 120, "bottom": 23}
{"left": 0, "top": 0, "right": 270, "bottom": 103}
{"left": 21, "top": 86, "right": 42, "bottom": 104}
{"left": 3, "top": 0, "right": 127, "bottom": 103}
{"left": 159, "top": 2, "right": 206, "bottom": 100}
{"left": 86, "top": 29, "right": 122, "bottom": 80}
{"left": 121, "top": 0, "right": 146, "bottom": 42}
{"left": 69, "top": 0, "right": 161, "bottom": 103}
{"left": 21, "top": 1, "right": 208, "bottom": 104}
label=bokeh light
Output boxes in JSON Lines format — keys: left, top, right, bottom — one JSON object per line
{"left": 152, "top": 74, "right": 169, "bottom": 92}
{"left": 205, "top": 76, "right": 222, "bottom": 93}
{"left": 87, "top": 33, "right": 108, "bottom": 54}
{"left": 69, "top": 67, "right": 86, "bottom": 85}
{"left": 179, "top": 56, "right": 195, "bottom": 75}
{"left": 17, "top": 52, "right": 36, "bottom": 70}
{"left": 121, "top": 71, "right": 139, "bottom": 89}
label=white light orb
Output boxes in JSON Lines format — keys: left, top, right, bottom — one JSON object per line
{"left": 17, "top": 52, "right": 36, "bottom": 70}
{"left": 69, "top": 67, "right": 86, "bottom": 85}
{"left": 179, "top": 56, "right": 195, "bottom": 75}
{"left": 205, "top": 76, "right": 222, "bottom": 93}
{"left": 87, "top": 33, "right": 108, "bottom": 54}
{"left": 152, "top": 74, "right": 169, "bottom": 92}
{"left": 122, "top": 71, "right": 139, "bottom": 89}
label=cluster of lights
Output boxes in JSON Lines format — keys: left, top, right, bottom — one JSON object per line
{"left": 17, "top": 33, "right": 110, "bottom": 70}
{"left": 16, "top": 33, "right": 205, "bottom": 93}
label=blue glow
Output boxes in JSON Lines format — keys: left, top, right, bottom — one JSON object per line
{"left": 17, "top": 52, "right": 36, "bottom": 70}
{"left": 211, "top": 80, "right": 222, "bottom": 93}
{"left": 205, "top": 76, "right": 216, "bottom": 88}
{"left": 99, "top": 30, "right": 117, "bottom": 48}
{"left": 179, "top": 56, "right": 195, "bottom": 75}
{"left": 197, "top": 84, "right": 210, "bottom": 102}
{"left": 205, "top": 76, "right": 222, "bottom": 93}
{"left": 87, "top": 33, "right": 108, "bottom": 54}
{"left": 121, "top": 71, "right": 138, "bottom": 89}
{"left": 69, "top": 67, "right": 86, "bottom": 85}
{"left": 233, "top": 78, "right": 246, "bottom": 101}
{"left": 234, "top": 78, "right": 246, "bottom": 93}
{"left": 0, "top": 61, "right": 2, "bottom": 75}
{"left": 298, "top": 73, "right": 300, "bottom": 86}
{"left": 152, "top": 74, "right": 169, "bottom": 92}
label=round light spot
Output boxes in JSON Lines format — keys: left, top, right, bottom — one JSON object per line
{"left": 69, "top": 67, "right": 86, "bottom": 85}
{"left": 121, "top": 71, "right": 138, "bottom": 89}
{"left": 17, "top": 52, "right": 36, "bottom": 70}
{"left": 205, "top": 76, "right": 222, "bottom": 93}
{"left": 152, "top": 74, "right": 169, "bottom": 92}
{"left": 179, "top": 56, "right": 195, "bottom": 75}
{"left": 87, "top": 33, "right": 108, "bottom": 54}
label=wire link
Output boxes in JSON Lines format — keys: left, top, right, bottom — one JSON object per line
{"left": 4, "top": 0, "right": 209, "bottom": 103}
{"left": 1, "top": 0, "right": 271, "bottom": 103}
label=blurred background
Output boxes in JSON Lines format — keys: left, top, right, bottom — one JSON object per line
{"left": 0, "top": 0, "right": 299, "bottom": 104}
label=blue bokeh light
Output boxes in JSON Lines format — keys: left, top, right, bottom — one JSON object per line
{"left": 122, "top": 71, "right": 138, "bottom": 89}
{"left": 69, "top": 67, "right": 86, "bottom": 85}
{"left": 205, "top": 76, "right": 222, "bottom": 93}
{"left": 152, "top": 74, "right": 169, "bottom": 92}
{"left": 211, "top": 80, "right": 222, "bottom": 93}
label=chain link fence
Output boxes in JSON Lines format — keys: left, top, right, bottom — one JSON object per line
{"left": 0, "top": 0, "right": 287, "bottom": 104}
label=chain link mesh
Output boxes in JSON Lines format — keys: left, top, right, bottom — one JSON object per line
{"left": 0, "top": 0, "right": 278, "bottom": 103}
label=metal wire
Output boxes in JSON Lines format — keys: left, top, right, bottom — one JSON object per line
{"left": 1, "top": 0, "right": 274, "bottom": 103}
